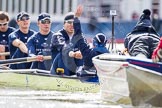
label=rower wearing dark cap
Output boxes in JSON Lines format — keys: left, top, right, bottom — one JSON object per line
{"left": 27, "top": 13, "right": 54, "bottom": 70}
{"left": 50, "top": 7, "right": 83, "bottom": 76}
{"left": 8, "top": 11, "right": 35, "bottom": 69}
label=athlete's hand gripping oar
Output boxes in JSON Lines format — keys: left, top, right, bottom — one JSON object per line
{"left": 0, "top": 56, "right": 51, "bottom": 65}
{"left": 69, "top": 50, "right": 83, "bottom": 59}
{"left": 32, "top": 55, "right": 51, "bottom": 62}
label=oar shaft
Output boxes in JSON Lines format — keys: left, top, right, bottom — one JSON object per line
{"left": 0, "top": 69, "right": 78, "bottom": 79}
{"left": 0, "top": 57, "right": 28, "bottom": 65}
{"left": 0, "top": 56, "right": 51, "bottom": 65}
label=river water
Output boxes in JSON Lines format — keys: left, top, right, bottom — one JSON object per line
{"left": 0, "top": 89, "right": 127, "bottom": 108}
{"left": 0, "top": 88, "right": 158, "bottom": 108}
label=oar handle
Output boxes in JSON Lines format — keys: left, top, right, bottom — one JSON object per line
{"left": 43, "top": 56, "right": 51, "bottom": 60}
{"left": 27, "top": 56, "right": 51, "bottom": 62}
{"left": 0, "top": 52, "right": 10, "bottom": 56}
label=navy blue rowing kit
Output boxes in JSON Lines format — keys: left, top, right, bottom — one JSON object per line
{"left": 8, "top": 29, "right": 35, "bottom": 69}
{"left": 50, "top": 28, "right": 83, "bottom": 75}
{"left": 27, "top": 31, "right": 54, "bottom": 70}
{"left": 8, "top": 29, "right": 35, "bottom": 57}
{"left": 0, "top": 27, "right": 15, "bottom": 58}
{"left": 68, "top": 17, "right": 109, "bottom": 78}
{"left": 72, "top": 17, "right": 109, "bottom": 68}
{"left": 51, "top": 17, "right": 108, "bottom": 77}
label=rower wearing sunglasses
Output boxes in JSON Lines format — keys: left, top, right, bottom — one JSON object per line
{"left": 27, "top": 13, "right": 54, "bottom": 70}
{"left": 8, "top": 11, "right": 35, "bottom": 69}
{"left": 50, "top": 7, "right": 83, "bottom": 76}
{"left": 0, "top": 11, "right": 15, "bottom": 60}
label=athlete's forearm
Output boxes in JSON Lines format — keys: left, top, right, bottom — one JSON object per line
{"left": 12, "top": 39, "right": 28, "bottom": 54}
{"left": 18, "top": 42, "right": 28, "bottom": 54}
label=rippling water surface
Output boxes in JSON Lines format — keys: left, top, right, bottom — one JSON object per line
{"left": 0, "top": 89, "right": 127, "bottom": 108}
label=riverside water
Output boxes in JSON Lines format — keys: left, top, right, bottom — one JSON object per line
{"left": 0, "top": 89, "right": 125, "bottom": 108}
{"left": 0, "top": 89, "right": 159, "bottom": 108}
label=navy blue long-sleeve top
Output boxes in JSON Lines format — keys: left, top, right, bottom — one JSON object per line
{"left": 0, "top": 27, "right": 15, "bottom": 52}
{"left": 8, "top": 29, "right": 35, "bottom": 58}
{"left": 72, "top": 18, "right": 108, "bottom": 68}
{"left": 27, "top": 31, "right": 53, "bottom": 57}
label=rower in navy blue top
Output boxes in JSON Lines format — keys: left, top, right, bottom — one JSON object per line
{"left": 69, "top": 5, "right": 109, "bottom": 77}
{"left": 8, "top": 11, "right": 35, "bottom": 69}
{"left": 9, "top": 29, "right": 35, "bottom": 58}
{"left": 50, "top": 9, "right": 83, "bottom": 76}
{"left": 0, "top": 11, "right": 15, "bottom": 60}
{"left": 27, "top": 13, "right": 54, "bottom": 70}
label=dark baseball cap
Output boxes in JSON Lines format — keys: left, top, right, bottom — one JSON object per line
{"left": 64, "top": 12, "right": 74, "bottom": 21}
{"left": 38, "top": 13, "right": 51, "bottom": 21}
{"left": 17, "top": 11, "right": 30, "bottom": 21}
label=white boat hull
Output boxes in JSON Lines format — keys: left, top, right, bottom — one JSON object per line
{"left": 126, "top": 64, "right": 162, "bottom": 106}
{"left": 93, "top": 54, "right": 162, "bottom": 107}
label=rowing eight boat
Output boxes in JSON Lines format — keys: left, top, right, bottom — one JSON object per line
{"left": 0, "top": 69, "right": 99, "bottom": 93}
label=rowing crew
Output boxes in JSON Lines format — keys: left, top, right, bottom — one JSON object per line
{"left": 0, "top": 6, "right": 162, "bottom": 78}
{"left": 0, "top": 5, "right": 108, "bottom": 79}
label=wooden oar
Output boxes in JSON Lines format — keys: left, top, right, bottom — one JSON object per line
{"left": 0, "top": 68, "right": 97, "bottom": 80}
{"left": 0, "top": 56, "right": 51, "bottom": 65}
{"left": 0, "top": 52, "right": 10, "bottom": 56}
{"left": 0, "top": 69, "right": 79, "bottom": 79}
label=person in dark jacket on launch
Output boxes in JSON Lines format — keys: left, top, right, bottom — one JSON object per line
{"left": 124, "top": 9, "right": 160, "bottom": 58}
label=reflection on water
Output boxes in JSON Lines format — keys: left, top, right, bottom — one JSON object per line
{"left": 0, "top": 89, "right": 124, "bottom": 108}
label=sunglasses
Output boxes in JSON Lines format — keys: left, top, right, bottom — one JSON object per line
{"left": 0, "top": 22, "right": 8, "bottom": 26}
{"left": 40, "top": 19, "right": 51, "bottom": 24}
{"left": 20, "top": 17, "right": 30, "bottom": 21}
{"left": 65, "top": 20, "right": 73, "bottom": 24}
